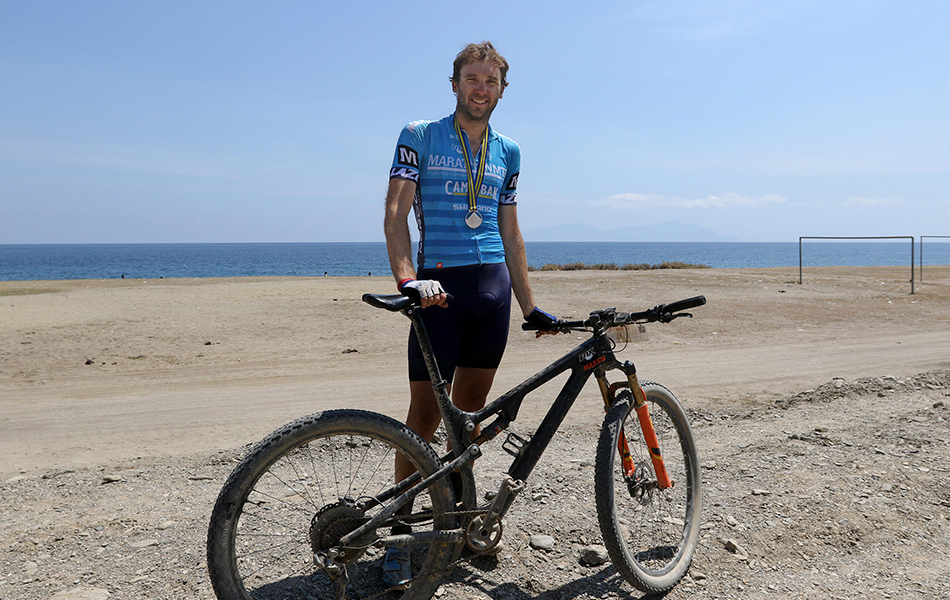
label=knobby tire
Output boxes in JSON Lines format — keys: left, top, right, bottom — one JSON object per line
{"left": 594, "top": 382, "right": 702, "bottom": 593}
{"left": 207, "top": 409, "right": 457, "bottom": 600}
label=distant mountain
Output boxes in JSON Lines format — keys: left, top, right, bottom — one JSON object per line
{"left": 523, "top": 221, "right": 740, "bottom": 243}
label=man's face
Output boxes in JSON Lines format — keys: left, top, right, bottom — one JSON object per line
{"left": 452, "top": 60, "right": 504, "bottom": 124}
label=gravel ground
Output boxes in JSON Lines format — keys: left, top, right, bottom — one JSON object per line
{"left": 2, "top": 371, "right": 948, "bottom": 600}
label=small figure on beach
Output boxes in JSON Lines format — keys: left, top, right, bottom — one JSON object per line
{"left": 381, "top": 40, "right": 556, "bottom": 588}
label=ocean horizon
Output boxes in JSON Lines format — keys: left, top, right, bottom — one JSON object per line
{"left": 1, "top": 241, "right": 948, "bottom": 282}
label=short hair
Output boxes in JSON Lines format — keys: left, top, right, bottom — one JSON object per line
{"left": 450, "top": 41, "right": 509, "bottom": 89}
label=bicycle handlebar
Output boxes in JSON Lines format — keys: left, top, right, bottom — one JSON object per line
{"left": 362, "top": 292, "right": 706, "bottom": 333}
{"left": 521, "top": 295, "right": 706, "bottom": 332}
{"left": 661, "top": 295, "right": 707, "bottom": 315}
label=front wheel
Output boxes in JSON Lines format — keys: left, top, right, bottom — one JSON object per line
{"left": 594, "top": 382, "right": 702, "bottom": 593}
{"left": 207, "top": 409, "right": 458, "bottom": 600}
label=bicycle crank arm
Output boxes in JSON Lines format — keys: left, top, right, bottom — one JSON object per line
{"left": 468, "top": 476, "right": 525, "bottom": 550}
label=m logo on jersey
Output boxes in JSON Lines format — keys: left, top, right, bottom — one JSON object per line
{"left": 506, "top": 172, "right": 519, "bottom": 191}
{"left": 397, "top": 145, "right": 419, "bottom": 168}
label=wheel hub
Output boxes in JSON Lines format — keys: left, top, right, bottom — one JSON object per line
{"left": 625, "top": 463, "right": 658, "bottom": 505}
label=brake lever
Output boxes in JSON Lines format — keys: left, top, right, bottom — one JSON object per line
{"left": 659, "top": 311, "right": 693, "bottom": 323}
{"left": 556, "top": 321, "right": 588, "bottom": 334}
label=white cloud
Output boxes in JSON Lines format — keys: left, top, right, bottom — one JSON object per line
{"left": 594, "top": 192, "right": 786, "bottom": 210}
{"left": 846, "top": 196, "right": 902, "bottom": 206}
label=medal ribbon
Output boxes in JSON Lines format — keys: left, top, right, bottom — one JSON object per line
{"left": 453, "top": 116, "right": 489, "bottom": 216}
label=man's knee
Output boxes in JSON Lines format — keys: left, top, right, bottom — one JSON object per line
{"left": 406, "top": 411, "right": 441, "bottom": 440}
{"left": 452, "top": 367, "right": 496, "bottom": 412}
{"left": 406, "top": 382, "right": 445, "bottom": 440}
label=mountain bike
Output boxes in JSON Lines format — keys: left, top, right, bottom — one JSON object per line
{"left": 207, "top": 292, "right": 706, "bottom": 600}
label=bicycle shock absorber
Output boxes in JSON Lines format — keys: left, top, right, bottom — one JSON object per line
{"left": 617, "top": 363, "right": 674, "bottom": 490}
{"left": 632, "top": 383, "right": 674, "bottom": 490}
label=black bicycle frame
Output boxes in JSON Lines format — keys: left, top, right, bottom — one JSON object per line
{"left": 406, "top": 302, "right": 633, "bottom": 489}
{"left": 344, "top": 295, "right": 643, "bottom": 549}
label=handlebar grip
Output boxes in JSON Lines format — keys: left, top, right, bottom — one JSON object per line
{"left": 663, "top": 295, "right": 706, "bottom": 314}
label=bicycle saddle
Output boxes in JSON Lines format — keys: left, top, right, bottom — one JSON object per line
{"left": 362, "top": 293, "right": 415, "bottom": 312}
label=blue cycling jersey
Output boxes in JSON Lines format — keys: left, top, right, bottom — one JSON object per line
{"left": 390, "top": 114, "right": 521, "bottom": 270}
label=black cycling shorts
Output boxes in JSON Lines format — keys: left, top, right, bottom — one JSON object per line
{"left": 408, "top": 262, "right": 512, "bottom": 383}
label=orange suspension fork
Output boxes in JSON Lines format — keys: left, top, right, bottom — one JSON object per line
{"left": 598, "top": 373, "right": 671, "bottom": 487}
{"left": 629, "top": 375, "right": 674, "bottom": 490}
{"left": 616, "top": 425, "right": 637, "bottom": 479}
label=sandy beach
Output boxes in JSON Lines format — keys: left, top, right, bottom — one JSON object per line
{"left": 2, "top": 266, "right": 949, "bottom": 599}
{"left": 3, "top": 266, "right": 948, "bottom": 478}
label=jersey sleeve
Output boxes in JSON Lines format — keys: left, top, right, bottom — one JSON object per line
{"left": 390, "top": 121, "right": 428, "bottom": 183}
{"left": 499, "top": 139, "right": 520, "bottom": 206}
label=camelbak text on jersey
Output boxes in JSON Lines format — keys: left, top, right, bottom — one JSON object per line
{"left": 390, "top": 114, "right": 520, "bottom": 269}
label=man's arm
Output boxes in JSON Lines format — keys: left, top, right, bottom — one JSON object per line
{"left": 384, "top": 178, "right": 447, "bottom": 308}
{"left": 384, "top": 178, "right": 417, "bottom": 284}
{"left": 498, "top": 204, "right": 536, "bottom": 318}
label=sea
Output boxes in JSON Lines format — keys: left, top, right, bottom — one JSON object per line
{"left": 1, "top": 241, "right": 948, "bottom": 282}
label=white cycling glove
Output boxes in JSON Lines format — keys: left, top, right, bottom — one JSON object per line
{"left": 398, "top": 278, "right": 445, "bottom": 300}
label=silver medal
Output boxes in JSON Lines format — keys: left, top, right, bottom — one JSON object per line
{"left": 465, "top": 210, "right": 483, "bottom": 229}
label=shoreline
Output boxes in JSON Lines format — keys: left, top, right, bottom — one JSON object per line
{"left": 2, "top": 262, "right": 949, "bottom": 286}
{"left": 5, "top": 240, "right": 950, "bottom": 282}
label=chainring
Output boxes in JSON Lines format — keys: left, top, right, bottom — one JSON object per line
{"left": 465, "top": 514, "right": 503, "bottom": 552}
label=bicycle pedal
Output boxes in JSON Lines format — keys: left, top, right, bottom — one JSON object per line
{"left": 502, "top": 432, "right": 529, "bottom": 458}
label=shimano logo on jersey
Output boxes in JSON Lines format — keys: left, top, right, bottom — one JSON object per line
{"left": 397, "top": 145, "right": 419, "bottom": 168}
{"left": 452, "top": 202, "right": 495, "bottom": 214}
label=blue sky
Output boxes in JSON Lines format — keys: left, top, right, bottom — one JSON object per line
{"left": 2, "top": 1, "right": 948, "bottom": 244}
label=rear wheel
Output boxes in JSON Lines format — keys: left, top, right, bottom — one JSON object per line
{"left": 207, "top": 409, "right": 457, "bottom": 600}
{"left": 594, "top": 382, "right": 702, "bottom": 593}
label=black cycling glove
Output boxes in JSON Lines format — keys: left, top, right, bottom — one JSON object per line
{"left": 525, "top": 307, "right": 558, "bottom": 331}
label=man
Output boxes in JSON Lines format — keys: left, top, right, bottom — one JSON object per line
{"left": 382, "top": 41, "right": 555, "bottom": 588}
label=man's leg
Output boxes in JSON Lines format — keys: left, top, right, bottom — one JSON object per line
{"left": 397, "top": 367, "right": 495, "bottom": 481}
{"left": 397, "top": 380, "right": 448, "bottom": 482}
{"left": 451, "top": 367, "right": 496, "bottom": 413}
{"left": 385, "top": 380, "right": 449, "bottom": 590}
